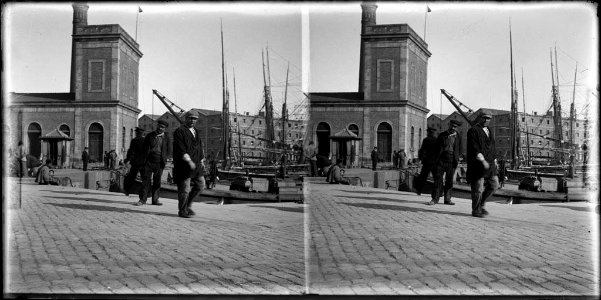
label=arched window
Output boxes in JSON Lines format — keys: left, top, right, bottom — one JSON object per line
{"left": 88, "top": 123, "right": 104, "bottom": 162}
{"left": 59, "top": 124, "right": 71, "bottom": 137}
{"left": 377, "top": 122, "right": 392, "bottom": 162}
{"left": 410, "top": 126, "right": 415, "bottom": 151}
{"left": 27, "top": 123, "right": 42, "bottom": 158}
{"left": 348, "top": 124, "right": 359, "bottom": 136}
{"left": 418, "top": 128, "right": 422, "bottom": 148}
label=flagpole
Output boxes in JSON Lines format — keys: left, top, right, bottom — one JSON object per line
{"left": 135, "top": 6, "right": 142, "bottom": 42}
{"left": 423, "top": 5, "right": 430, "bottom": 42}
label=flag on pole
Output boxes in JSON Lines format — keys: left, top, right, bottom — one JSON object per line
{"left": 427, "top": 6, "right": 431, "bottom": 13}
{"left": 138, "top": 6, "right": 143, "bottom": 13}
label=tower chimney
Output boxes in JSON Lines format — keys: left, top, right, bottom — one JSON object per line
{"left": 70, "top": 3, "right": 89, "bottom": 94}
{"left": 359, "top": 2, "right": 377, "bottom": 94}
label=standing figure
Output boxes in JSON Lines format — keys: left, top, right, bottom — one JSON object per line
{"left": 399, "top": 149, "right": 407, "bottom": 169}
{"left": 392, "top": 150, "right": 399, "bottom": 169}
{"left": 427, "top": 120, "right": 463, "bottom": 206}
{"left": 104, "top": 151, "right": 109, "bottom": 168}
{"left": 467, "top": 111, "right": 498, "bottom": 218}
{"left": 109, "top": 150, "right": 118, "bottom": 170}
{"left": 16, "top": 141, "right": 27, "bottom": 178}
{"left": 82, "top": 147, "right": 89, "bottom": 171}
{"left": 304, "top": 141, "right": 317, "bottom": 176}
{"left": 135, "top": 120, "right": 169, "bottom": 206}
{"left": 371, "top": 147, "right": 379, "bottom": 171}
{"left": 414, "top": 127, "right": 438, "bottom": 195}
{"left": 173, "top": 111, "right": 206, "bottom": 218}
{"left": 124, "top": 127, "right": 145, "bottom": 195}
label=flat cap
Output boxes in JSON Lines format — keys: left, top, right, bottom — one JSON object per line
{"left": 184, "top": 111, "right": 199, "bottom": 119}
{"left": 426, "top": 127, "right": 437, "bottom": 132}
{"left": 134, "top": 127, "right": 144, "bottom": 132}
{"left": 157, "top": 119, "right": 169, "bottom": 127}
{"left": 480, "top": 109, "right": 492, "bottom": 119}
{"left": 449, "top": 119, "right": 463, "bottom": 126}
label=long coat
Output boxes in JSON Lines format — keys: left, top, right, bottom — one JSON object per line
{"left": 142, "top": 131, "right": 169, "bottom": 169}
{"left": 434, "top": 130, "right": 462, "bottom": 167}
{"left": 466, "top": 124, "right": 497, "bottom": 183}
{"left": 418, "top": 135, "right": 438, "bottom": 165}
{"left": 125, "top": 136, "right": 146, "bottom": 166}
{"left": 173, "top": 125, "right": 205, "bottom": 183}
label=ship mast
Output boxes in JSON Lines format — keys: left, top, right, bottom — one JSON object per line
{"left": 262, "top": 47, "right": 276, "bottom": 164}
{"left": 221, "top": 21, "right": 230, "bottom": 169}
{"left": 280, "top": 62, "right": 290, "bottom": 178}
{"left": 233, "top": 68, "right": 243, "bottom": 166}
{"left": 509, "top": 21, "right": 520, "bottom": 169}
{"left": 550, "top": 46, "right": 564, "bottom": 163}
{"left": 521, "top": 68, "right": 531, "bottom": 167}
{"left": 569, "top": 63, "right": 577, "bottom": 177}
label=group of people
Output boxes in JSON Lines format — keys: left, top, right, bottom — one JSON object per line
{"left": 116, "top": 111, "right": 206, "bottom": 218}
{"left": 415, "top": 110, "right": 498, "bottom": 218}
{"left": 392, "top": 149, "right": 408, "bottom": 169}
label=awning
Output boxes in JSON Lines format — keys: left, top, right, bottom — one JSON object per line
{"left": 39, "top": 129, "right": 74, "bottom": 141}
{"left": 329, "top": 128, "right": 362, "bottom": 140}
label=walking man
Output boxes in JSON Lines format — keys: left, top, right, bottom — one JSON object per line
{"left": 467, "top": 111, "right": 498, "bottom": 217}
{"left": 82, "top": 147, "right": 89, "bottom": 171}
{"left": 135, "top": 120, "right": 169, "bottom": 206}
{"left": 414, "top": 127, "right": 437, "bottom": 195}
{"left": 124, "top": 127, "right": 145, "bottom": 195}
{"left": 16, "top": 141, "right": 27, "bottom": 178}
{"left": 304, "top": 141, "right": 317, "bottom": 176}
{"left": 371, "top": 146, "right": 379, "bottom": 171}
{"left": 427, "top": 120, "right": 462, "bottom": 206}
{"left": 173, "top": 111, "right": 206, "bottom": 218}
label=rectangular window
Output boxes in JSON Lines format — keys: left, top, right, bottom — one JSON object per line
{"left": 547, "top": 120, "right": 550, "bottom": 124}
{"left": 376, "top": 59, "right": 394, "bottom": 92}
{"left": 88, "top": 60, "right": 106, "bottom": 92}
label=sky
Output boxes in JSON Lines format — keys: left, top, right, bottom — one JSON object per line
{"left": 4, "top": 2, "right": 599, "bottom": 122}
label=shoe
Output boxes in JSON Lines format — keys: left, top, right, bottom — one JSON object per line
{"left": 415, "top": 191, "right": 422, "bottom": 196}
{"left": 151, "top": 202, "right": 163, "bottom": 206}
{"left": 426, "top": 200, "right": 437, "bottom": 206}
{"left": 187, "top": 208, "right": 195, "bottom": 216}
{"left": 134, "top": 201, "right": 145, "bottom": 206}
{"left": 472, "top": 211, "right": 484, "bottom": 218}
{"left": 444, "top": 201, "right": 456, "bottom": 205}
{"left": 178, "top": 212, "right": 191, "bottom": 218}
{"left": 481, "top": 208, "right": 489, "bottom": 215}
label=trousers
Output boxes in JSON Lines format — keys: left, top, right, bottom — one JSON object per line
{"left": 139, "top": 164, "right": 163, "bottom": 204}
{"left": 470, "top": 175, "right": 499, "bottom": 213}
{"left": 177, "top": 172, "right": 205, "bottom": 214}
{"left": 432, "top": 159, "right": 456, "bottom": 202}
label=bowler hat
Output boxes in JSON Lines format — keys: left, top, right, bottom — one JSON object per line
{"left": 157, "top": 120, "right": 169, "bottom": 127}
{"left": 449, "top": 119, "right": 462, "bottom": 126}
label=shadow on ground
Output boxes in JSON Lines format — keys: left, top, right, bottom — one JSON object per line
{"left": 249, "top": 205, "right": 304, "bottom": 213}
{"left": 340, "top": 202, "right": 471, "bottom": 217}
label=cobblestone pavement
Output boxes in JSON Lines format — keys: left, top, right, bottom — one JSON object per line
{"left": 305, "top": 180, "right": 599, "bottom": 296}
{"left": 5, "top": 178, "right": 305, "bottom": 295}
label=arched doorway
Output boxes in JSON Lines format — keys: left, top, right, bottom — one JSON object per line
{"left": 376, "top": 122, "right": 392, "bottom": 162}
{"left": 27, "top": 123, "right": 42, "bottom": 158}
{"left": 59, "top": 124, "right": 71, "bottom": 137}
{"left": 316, "top": 122, "right": 330, "bottom": 157}
{"left": 88, "top": 123, "right": 104, "bottom": 162}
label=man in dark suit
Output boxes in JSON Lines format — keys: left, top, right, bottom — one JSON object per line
{"left": 135, "top": 120, "right": 169, "bottom": 206}
{"left": 467, "top": 111, "right": 498, "bottom": 217}
{"left": 82, "top": 147, "right": 89, "bottom": 171}
{"left": 371, "top": 147, "right": 379, "bottom": 171}
{"left": 414, "top": 127, "right": 437, "bottom": 195}
{"left": 427, "top": 119, "right": 463, "bottom": 205}
{"left": 124, "top": 127, "right": 145, "bottom": 196}
{"left": 173, "top": 111, "right": 206, "bottom": 218}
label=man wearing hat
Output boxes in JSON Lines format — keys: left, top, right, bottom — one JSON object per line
{"left": 371, "top": 146, "right": 379, "bottom": 171}
{"left": 124, "top": 127, "right": 145, "bottom": 195}
{"left": 172, "top": 111, "right": 206, "bottom": 218}
{"left": 466, "top": 110, "right": 498, "bottom": 217}
{"left": 135, "top": 119, "right": 169, "bottom": 206}
{"left": 427, "top": 119, "right": 463, "bottom": 205}
{"left": 414, "top": 127, "right": 438, "bottom": 195}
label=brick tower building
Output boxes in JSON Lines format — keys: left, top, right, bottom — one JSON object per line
{"left": 7, "top": 3, "right": 143, "bottom": 168}
{"left": 308, "top": 3, "right": 431, "bottom": 167}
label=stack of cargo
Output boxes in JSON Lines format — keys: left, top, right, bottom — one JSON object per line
{"left": 276, "top": 178, "right": 304, "bottom": 202}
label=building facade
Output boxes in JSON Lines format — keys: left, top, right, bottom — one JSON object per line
{"left": 7, "top": 4, "right": 142, "bottom": 167}
{"left": 308, "top": 3, "right": 431, "bottom": 167}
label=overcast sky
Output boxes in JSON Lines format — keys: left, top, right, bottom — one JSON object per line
{"left": 4, "top": 2, "right": 598, "bottom": 122}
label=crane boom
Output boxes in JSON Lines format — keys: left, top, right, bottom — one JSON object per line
{"left": 440, "top": 89, "right": 475, "bottom": 126}
{"left": 152, "top": 89, "right": 185, "bottom": 124}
